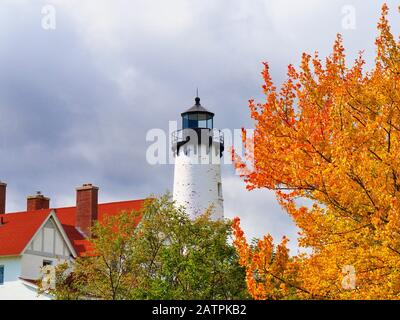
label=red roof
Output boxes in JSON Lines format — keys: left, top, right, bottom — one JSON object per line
{"left": 0, "top": 199, "right": 145, "bottom": 257}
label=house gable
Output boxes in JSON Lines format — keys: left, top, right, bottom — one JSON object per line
{"left": 23, "top": 210, "right": 77, "bottom": 259}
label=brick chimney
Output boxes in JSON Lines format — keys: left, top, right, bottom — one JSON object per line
{"left": 27, "top": 191, "right": 50, "bottom": 211}
{"left": 0, "top": 181, "right": 6, "bottom": 215}
{"left": 76, "top": 183, "right": 98, "bottom": 238}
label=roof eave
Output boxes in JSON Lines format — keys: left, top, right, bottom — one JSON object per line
{"left": 0, "top": 254, "right": 22, "bottom": 258}
{"left": 181, "top": 111, "right": 215, "bottom": 117}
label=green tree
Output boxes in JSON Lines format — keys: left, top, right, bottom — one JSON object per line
{"left": 42, "top": 195, "right": 248, "bottom": 300}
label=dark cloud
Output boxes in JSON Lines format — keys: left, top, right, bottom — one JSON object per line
{"left": 0, "top": 0, "right": 398, "bottom": 251}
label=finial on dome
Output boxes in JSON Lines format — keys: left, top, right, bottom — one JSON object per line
{"left": 195, "top": 88, "right": 200, "bottom": 105}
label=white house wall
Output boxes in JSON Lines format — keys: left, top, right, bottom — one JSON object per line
{"left": 21, "top": 254, "right": 68, "bottom": 281}
{"left": 0, "top": 256, "right": 21, "bottom": 283}
{"left": 0, "top": 256, "right": 49, "bottom": 300}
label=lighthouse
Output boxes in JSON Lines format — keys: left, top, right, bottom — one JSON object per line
{"left": 172, "top": 96, "right": 224, "bottom": 220}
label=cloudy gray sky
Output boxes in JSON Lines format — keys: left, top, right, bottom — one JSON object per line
{"left": 0, "top": 0, "right": 398, "bottom": 253}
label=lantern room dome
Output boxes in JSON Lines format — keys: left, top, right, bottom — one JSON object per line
{"left": 181, "top": 97, "right": 214, "bottom": 129}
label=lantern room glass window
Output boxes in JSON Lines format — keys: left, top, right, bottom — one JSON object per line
{"left": 0, "top": 265, "right": 4, "bottom": 285}
{"left": 182, "top": 113, "right": 213, "bottom": 129}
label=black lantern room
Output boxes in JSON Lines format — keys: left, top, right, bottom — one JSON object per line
{"left": 181, "top": 97, "right": 214, "bottom": 129}
{"left": 172, "top": 96, "right": 224, "bottom": 157}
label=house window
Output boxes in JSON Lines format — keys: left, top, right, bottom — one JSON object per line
{"left": 0, "top": 265, "right": 4, "bottom": 285}
{"left": 218, "top": 182, "right": 222, "bottom": 198}
{"left": 43, "top": 260, "right": 53, "bottom": 267}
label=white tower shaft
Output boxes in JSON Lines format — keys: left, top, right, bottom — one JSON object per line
{"left": 173, "top": 134, "right": 223, "bottom": 220}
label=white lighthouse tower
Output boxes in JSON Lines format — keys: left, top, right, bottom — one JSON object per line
{"left": 172, "top": 96, "right": 224, "bottom": 220}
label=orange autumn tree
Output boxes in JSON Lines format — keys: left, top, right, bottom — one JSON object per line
{"left": 233, "top": 4, "right": 400, "bottom": 300}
